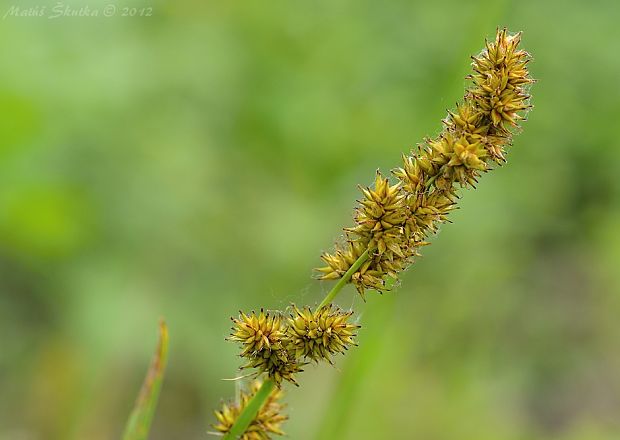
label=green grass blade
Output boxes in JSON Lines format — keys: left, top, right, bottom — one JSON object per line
{"left": 122, "top": 319, "right": 170, "bottom": 440}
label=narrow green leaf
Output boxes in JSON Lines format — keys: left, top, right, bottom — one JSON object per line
{"left": 122, "top": 319, "right": 169, "bottom": 440}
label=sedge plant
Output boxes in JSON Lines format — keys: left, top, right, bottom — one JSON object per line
{"left": 206, "top": 28, "right": 535, "bottom": 439}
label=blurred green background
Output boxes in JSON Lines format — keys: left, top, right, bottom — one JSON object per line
{"left": 2, "top": 0, "right": 620, "bottom": 439}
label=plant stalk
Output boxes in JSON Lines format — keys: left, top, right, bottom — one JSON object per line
{"left": 317, "top": 248, "right": 370, "bottom": 310}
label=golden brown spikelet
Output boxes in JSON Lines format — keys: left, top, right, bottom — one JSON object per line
{"left": 229, "top": 309, "right": 285, "bottom": 356}
{"left": 230, "top": 309, "right": 304, "bottom": 386}
{"left": 240, "top": 348, "right": 304, "bottom": 387}
{"left": 345, "top": 171, "right": 408, "bottom": 258}
{"left": 286, "top": 304, "right": 360, "bottom": 363}
{"left": 317, "top": 239, "right": 369, "bottom": 281}
{"left": 213, "top": 380, "right": 287, "bottom": 439}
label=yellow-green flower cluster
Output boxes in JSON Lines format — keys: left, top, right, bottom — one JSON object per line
{"left": 229, "top": 306, "right": 359, "bottom": 386}
{"left": 214, "top": 29, "right": 532, "bottom": 439}
{"left": 317, "top": 28, "right": 533, "bottom": 297}
{"left": 229, "top": 309, "right": 304, "bottom": 386}
{"left": 287, "top": 304, "right": 360, "bottom": 363}
{"left": 213, "top": 380, "right": 287, "bottom": 440}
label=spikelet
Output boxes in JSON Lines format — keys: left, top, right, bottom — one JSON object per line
{"left": 317, "top": 239, "right": 369, "bottom": 279}
{"left": 213, "top": 380, "right": 287, "bottom": 439}
{"left": 345, "top": 171, "right": 408, "bottom": 258}
{"left": 469, "top": 29, "right": 532, "bottom": 130}
{"left": 229, "top": 309, "right": 285, "bottom": 356}
{"left": 230, "top": 309, "right": 303, "bottom": 386}
{"left": 317, "top": 28, "right": 533, "bottom": 298}
{"left": 286, "top": 304, "right": 360, "bottom": 363}
{"left": 240, "top": 349, "right": 304, "bottom": 387}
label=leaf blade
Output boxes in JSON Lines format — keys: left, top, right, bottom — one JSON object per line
{"left": 122, "top": 319, "right": 169, "bottom": 440}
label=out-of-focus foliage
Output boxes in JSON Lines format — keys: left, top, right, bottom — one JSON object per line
{"left": 1, "top": 0, "right": 619, "bottom": 439}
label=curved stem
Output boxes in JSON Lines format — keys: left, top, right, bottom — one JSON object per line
{"left": 317, "top": 248, "right": 370, "bottom": 310}
{"left": 222, "top": 378, "right": 275, "bottom": 440}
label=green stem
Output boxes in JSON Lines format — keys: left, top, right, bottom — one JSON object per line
{"left": 222, "top": 378, "right": 276, "bottom": 440}
{"left": 223, "top": 248, "right": 371, "bottom": 439}
{"left": 317, "top": 248, "right": 371, "bottom": 310}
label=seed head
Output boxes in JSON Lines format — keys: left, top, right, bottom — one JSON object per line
{"left": 286, "top": 304, "right": 360, "bottom": 363}
{"left": 316, "top": 28, "right": 533, "bottom": 298}
{"left": 229, "top": 309, "right": 285, "bottom": 357}
{"left": 346, "top": 171, "right": 408, "bottom": 258}
{"left": 240, "top": 348, "right": 304, "bottom": 387}
{"left": 230, "top": 309, "right": 303, "bottom": 386}
{"left": 469, "top": 29, "right": 533, "bottom": 132}
{"left": 317, "top": 240, "right": 368, "bottom": 281}
{"left": 213, "top": 380, "right": 287, "bottom": 440}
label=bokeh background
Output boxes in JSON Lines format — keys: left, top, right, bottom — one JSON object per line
{"left": 2, "top": 0, "right": 620, "bottom": 439}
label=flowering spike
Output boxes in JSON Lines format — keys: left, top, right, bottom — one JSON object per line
{"left": 215, "top": 29, "right": 533, "bottom": 436}
{"left": 316, "top": 28, "right": 533, "bottom": 298}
